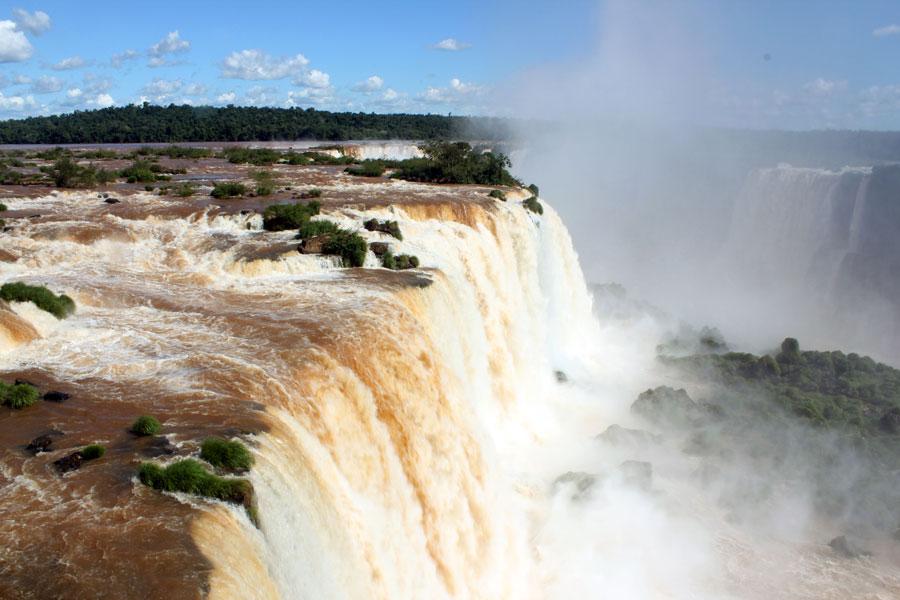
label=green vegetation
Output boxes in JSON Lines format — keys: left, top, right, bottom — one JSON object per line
{"left": 262, "top": 201, "right": 320, "bottom": 231}
{"left": 363, "top": 218, "right": 403, "bottom": 240}
{"left": 220, "top": 147, "right": 281, "bottom": 166}
{"left": 251, "top": 170, "right": 277, "bottom": 196}
{"left": 119, "top": 160, "right": 159, "bottom": 184}
{"left": 523, "top": 196, "right": 544, "bottom": 215}
{"left": 210, "top": 182, "right": 247, "bottom": 199}
{"left": 130, "top": 415, "right": 161, "bottom": 436}
{"left": 345, "top": 161, "right": 386, "bottom": 177}
{"left": 200, "top": 437, "right": 253, "bottom": 471}
{"left": 527, "top": 183, "right": 539, "bottom": 197}
{"left": 322, "top": 230, "right": 368, "bottom": 267}
{"left": 283, "top": 151, "right": 310, "bottom": 165}
{"left": 133, "top": 145, "right": 212, "bottom": 159}
{"left": 0, "top": 104, "right": 512, "bottom": 144}
{"left": 43, "top": 156, "right": 115, "bottom": 188}
{"left": 488, "top": 189, "right": 507, "bottom": 201}
{"left": 138, "top": 459, "right": 257, "bottom": 523}
{"left": 0, "top": 381, "right": 39, "bottom": 409}
{"left": 175, "top": 182, "right": 194, "bottom": 197}
{"left": 381, "top": 251, "right": 420, "bottom": 270}
{"left": 297, "top": 219, "right": 340, "bottom": 238}
{"left": 663, "top": 338, "right": 900, "bottom": 433}
{"left": 298, "top": 188, "right": 322, "bottom": 199}
{"left": 0, "top": 203, "right": 6, "bottom": 211}
{"left": 81, "top": 444, "right": 106, "bottom": 460}
{"left": 391, "top": 142, "right": 519, "bottom": 186}
{"left": 0, "top": 282, "right": 75, "bottom": 318}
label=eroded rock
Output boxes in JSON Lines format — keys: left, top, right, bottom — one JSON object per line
{"left": 54, "top": 451, "right": 83, "bottom": 473}
{"left": 26, "top": 434, "right": 53, "bottom": 454}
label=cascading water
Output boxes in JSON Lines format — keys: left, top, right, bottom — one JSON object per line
{"left": 1, "top": 187, "right": 898, "bottom": 599}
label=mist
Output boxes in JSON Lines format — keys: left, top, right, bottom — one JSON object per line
{"left": 492, "top": 1, "right": 900, "bottom": 597}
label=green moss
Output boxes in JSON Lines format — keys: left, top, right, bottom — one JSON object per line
{"left": 200, "top": 437, "right": 253, "bottom": 471}
{"left": 138, "top": 459, "right": 256, "bottom": 523}
{"left": 262, "top": 201, "right": 320, "bottom": 231}
{"left": 81, "top": 444, "right": 106, "bottom": 460}
{"left": 130, "top": 415, "right": 161, "bottom": 436}
{"left": 0, "top": 382, "right": 39, "bottom": 409}
{"left": 0, "top": 282, "right": 75, "bottom": 319}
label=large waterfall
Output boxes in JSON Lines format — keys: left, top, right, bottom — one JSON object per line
{"left": 2, "top": 189, "right": 898, "bottom": 599}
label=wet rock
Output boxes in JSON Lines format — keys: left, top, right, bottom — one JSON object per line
{"left": 619, "top": 460, "right": 653, "bottom": 491}
{"left": 104, "top": 198, "right": 120, "bottom": 204}
{"left": 43, "top": 390, "right": 70, "bottom": 403}
{"left": 239, "top": 209, "right": 253, "bottom": 215}
{"left": 631, "top": 386, "right": 700, "bottom": 427}
{"left": 26, "top": 434, "right": 53, "bottom": 454}
{"left": 369, "top": 241, "right": 390, "bottom": 257}
{"left": 596, "top": 424, "right": 661, "bottom": 447}
{"left": 298, "top": 234, "right": 331, "bottom": 254}
{"left": 141, "top": 436, "right": 176, "bottom": 457}
{"left": 879, "top": 407, "right": 900, "bottom": 434}
{"left": 828, "top": 535, "right": 871, "bottom": 558}
{"left": 27, "top": 214, "right": 41, "bottom": 219}
{"left": 53, "top": 451, "right": 83, "bottom": 473}
{"left": 14, "top": 378, "right": 37, "bottom": 388}
{"left": 552, "top": 471, "right": 597, "bottom": 501}
{"left": 554, "top": 370, "right": 568, "bottom": 383}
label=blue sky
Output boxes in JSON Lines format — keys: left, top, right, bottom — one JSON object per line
{"left": 1, "top": 0, "right": 900, "bottom": 129}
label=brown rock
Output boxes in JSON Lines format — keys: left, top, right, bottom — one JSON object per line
{"left": 298, "top": 234, "right": 332, "bottom": 254}
{"left": 26, "top": 434, "right": 53, "bottom": 454}
{"left": 54, "top": 451, "right": 83, "bottom": 473}
{"left": 369, "top": 242, "right": 391, "bottom": 257}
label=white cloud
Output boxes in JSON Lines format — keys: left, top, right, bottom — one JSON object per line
{"left": 11, "top": 8, "right": 50, "bottom": 35}
{"left": 873, "top": 24, "right": 900, "bottom": 37}
{"left": 90, "top": 93, "right": 114, "bottom": 108}
{"left": 184, "top": 82, "right": 207, "bottom": 95}
{"left": 294, "top": 68, "right": 330, "bottom": 88}
{"left": 243, "top": 85, "right": 280, "bottom": 106}
{"left": 420, "top": 77, "right": 483, "bottom": 104}
{"left": 353, "top": 75, "right": 384, "bottom": 92}
{"left": 66, "top": 87, "right": 82, "bottom": 99}
{"left": 12, "top": 73, "right": 30, "bottom": 84}
{"left": 83, "top": 74, "right": 112, "bottom": 94}
{"left": 51, "top": 55, "right": 86, "bottom": 70}
{"left": 30, "top": 75, "right": 62, "bottom": 94}
{"left": 803, "top": 78, "right": 847, "bottom": 97}
{"left": 110, "top": 49, "right": 139, "bottom": 68}
{"left": 221, "top": 49, "right": 308, "bottom": 80}
{"left": 0, "top": 20, "right": 33, "bottom": 62}
{"left": 148, "top": 31, "right": 190, "bottom": 67}
{"left": 216, "top": 91, "right": 236, "bottom": 103}
{"left": 432, "top": 38, "right": 470, "bottom": 51}
{"left": 286, "top": 86, "right": 335, "bottom": 107}
{"left": 0, "top": 91, "right": 36, "bottom": 111}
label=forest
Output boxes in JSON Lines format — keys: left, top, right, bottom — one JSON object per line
{"left": 0, "top": 103, "right": 513, "bottom": 144}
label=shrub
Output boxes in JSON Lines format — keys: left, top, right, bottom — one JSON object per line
{"left": 381, "top": 251, "right": 396, "bottom": 270}
{"left": 81, "top": 444, "right": 106, "bottom": 460}
{"left": 131, "top": 415, "right": 161, "bottom": 436}
{"left": 488, "top": 189, "right": 506, "bottom": 201}
{"left": 210, "top": 182, "right": 247, "bottom": 199}
{"left": 175, "top": 183, "right": 194, "bottom": 197}
{"left": 363, "top": 218, "right": 403, "bottom": 240}
{"left": 299, "top": 188, "right": 322, "bottom": 199}
{"left": 47, "top": 156, "right": 79, "bottom": 187}
{"left": 0, "top": 282, "right": 75, "bottom": 318}
{"left": 283, "top": 151, "right": 310, "bottom": 165}
{"left": 391, "top": 142, "right": 519, "bottom": 186}
{"left": 220, "top": 147, "right": 280, "bottom": 166}
{"left": 262, "top": 201, "right": 320, "bottom": 231}
{"left": 527, "top": 183, "right": 540, "bottom": 197}
{"left": 0, "top": 382, "right": 39, "bottom": 409}
{"left": 200, "top": 437, "right": 254, "bottom": 471}
{"left": 138, "top": 459, "right": 256, "bottom": 522}
{"left": 380, "top": 251, "right": 419, "bottom": 270}
{"left": 251, "top": 170, "right": 276, "bottom": 196}
{"left": 523, "top": 196, "right": 543, "bottom": 215}
{"left": 322, "top": 230, "right": 368, "bottom": 267}
{"left": 302, "top": 152, "right": 355, "bottom": 165}
{"left": 297, "top": 219, "right": 340, "bottom": 238}
{"left": 0, "top": 203, "right": 7, "bottom": 212}
{"left": 119, "top": 160, "right": 158, "bottom": 184}
{"left": 345, "top": 161, "right": 386, "bottom": 177}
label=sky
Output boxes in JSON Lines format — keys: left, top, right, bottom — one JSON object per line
{"left": 1, "top": 0, "right": 900, "bottom": 129}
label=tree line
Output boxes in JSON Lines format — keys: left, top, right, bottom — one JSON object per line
{"left": 0, "top": 103, "right": 514, "bottom": 144}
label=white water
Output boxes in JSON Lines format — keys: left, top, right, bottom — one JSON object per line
{"left": 2, "top": 191, "right": 898, "bottom": 598}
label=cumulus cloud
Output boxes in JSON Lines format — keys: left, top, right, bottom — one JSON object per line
{"left": 216, "top": 91, "right": 236, "bottom": 103}
{"left": 184, "top": 82, "right": 207, "bottom": 96}
{"left": 243, "top": 85, "right": 280, "bottom": 106}
{"left": 432, "top": 38, "right": 470, "bottom": 51}
{"left": 51, "top": 55, "right": 86, "bottom": 70}
{"left": 353, "top": 75, "right": 384, "bottom": 92}
{"left": 11, "top": 8, "right": 50, "bottom": 35}
{"left": 420, "top": 77, "right": 483, "bottom": 104}
{"left": 12, "top": 73, "right": 30, "bottom": 84}
{"left": 0, "top": 20, "right": 33, "bottom": 62}
{"left": 90, "top": 93, "right": 114, "bottom": 108}
{"left": 803, "top": 78, "right": 847, "bottom": 97}
{"left": 0, "top": 90, "right": 36, "bottom": 111}
{"left": 30, "top": 74, "right": 62, "bottom": 94}
{"left": 220, "top": 49, "right": 309, "bottom": 80}
{"left": 142, "top": 77, "right": 182, "bottom": 97}
{"left": 148, "top": 30, "right": 190, "bottom": 66}
{"left": 873, "top": 24, "right": 900, "bottom": 37}
{"left": 110, "top": 49, "right": 139, "bottom": 68}
{"left": 294, "top": 68, "right": 330, "bottom": 88}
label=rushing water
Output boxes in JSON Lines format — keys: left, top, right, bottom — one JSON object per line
{"left": 0, "top": 186, "right": 898, "bottom": 599}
